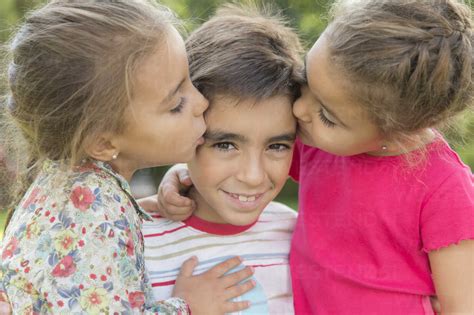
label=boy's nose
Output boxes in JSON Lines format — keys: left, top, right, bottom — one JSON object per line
{"left": 236, "top": 155, "right": 266, "bottom": 187}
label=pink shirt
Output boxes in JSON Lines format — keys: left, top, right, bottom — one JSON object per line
{"left": 289, "top": 137, "right": 474, "bottom": 315}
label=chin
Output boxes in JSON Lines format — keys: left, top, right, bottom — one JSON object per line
{"left": 223, "top": 213, "right": 259, "bottom": 226}
{"left": 299, "top": 135, "right": 317, "bottom": 148}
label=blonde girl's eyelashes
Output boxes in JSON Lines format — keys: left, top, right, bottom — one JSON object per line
{"left": 213, "top": 142, "right": 236, "bottom": 151}
{"left": 170, "top": 97, "right": 185, "bottom": 113}
{"left": 318, "top": 108, "right": 336, "bottom": 128}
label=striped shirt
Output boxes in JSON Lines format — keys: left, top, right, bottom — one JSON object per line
{"left": 143, "top": 201, "right": 297, "bottom": 314}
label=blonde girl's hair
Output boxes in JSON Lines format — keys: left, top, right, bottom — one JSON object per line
{"left": 326, "top": 0, "right": 472, "bottom": 142}
{"left": 1, "top": 0, "right": 180, "bottom": 225}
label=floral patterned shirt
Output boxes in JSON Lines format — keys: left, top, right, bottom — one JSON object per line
{"left": 0, "top": 160, "right": 189, "bottom": 314}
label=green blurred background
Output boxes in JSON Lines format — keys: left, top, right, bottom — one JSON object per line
{"left": 0, "top": 0, "right": 473, "bottom": 237}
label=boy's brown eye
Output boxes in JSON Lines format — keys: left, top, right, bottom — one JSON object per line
{"left": 213, "top": 142, "right": 235, "bottom": 151}
{"left": 268, "top": 144, "right": 290, "bottom": 151}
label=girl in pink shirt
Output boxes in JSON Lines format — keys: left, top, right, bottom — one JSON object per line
{"left": 150, "top": 0, "right": 473, "bottom": 314}
{"left": 287, "top": 1, "right": 473, "bottom": 313}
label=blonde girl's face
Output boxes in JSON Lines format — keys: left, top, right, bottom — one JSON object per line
{"left": 292, "top": 33, "right": 385, "bottom": 156}
{"left": 114, "top": 28, "right": 208, "bottom": 175}
{"left": 187, "top": 95, "right": 296, "bottom": 226}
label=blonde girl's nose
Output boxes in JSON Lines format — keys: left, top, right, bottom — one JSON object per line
{"left": 193, "top": 88, "right": 209, "bottom": 117}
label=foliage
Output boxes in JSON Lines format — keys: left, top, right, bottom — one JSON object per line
{"left": 0, "top": 1, "right": 472, "bottom": 237}
{"left": 1, "top": 0, "right": 471, "bottom": 165}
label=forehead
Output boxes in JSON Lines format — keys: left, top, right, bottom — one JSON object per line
{"left": 305, "top": 35, "right": 369, "bottom": 124}
{"left": 205, "top": 95, "right": 295, "bottom": 134}
{"left": 134, "top": 28, "right": 186, "bottom": 94}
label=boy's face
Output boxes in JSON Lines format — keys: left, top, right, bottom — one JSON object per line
{"left": 188, "top": 95, "right": 296, "bottom": 226}
{"left": 292, "top": 32, "right": 385, "bottom": 156}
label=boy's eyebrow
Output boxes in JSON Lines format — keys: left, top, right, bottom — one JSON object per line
{"left": 204, "top": 130, "right": 247, "bottom": 142}
{"left": 267, "top": 132, "right": 296, "bottom": 143}
{"left": 162, "top": 77, "right": 186, "bottom": 104}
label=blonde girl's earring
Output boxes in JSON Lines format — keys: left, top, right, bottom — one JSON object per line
{"left": 112, "top": 153, "right": 119, "bottom": 160}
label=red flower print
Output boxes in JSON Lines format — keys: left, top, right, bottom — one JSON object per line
{"left": 2, "top": 238, "right": 19, "bottom": 259}
{"left": 24, "top": 283, "right": 34, "bottom": 294}
{"left": 128, "top": 291, "right": 145, "bottom": 309}
{"left": 126, "top": 237, "right": 135, "bottom": 256}
{"left": 22, "top": 187, "right": 40, "bottom": 209}
{"left": 51, "top": 255, "right": 76, "bottom": 278}
{"left": 124, "top": 229, "right": 135, "bottom": 256}
{"left": 71, "top": 186, "right": 96, "bottom": 211}
{"left": 0, "top": 291, "right": 8, "bottom": 302}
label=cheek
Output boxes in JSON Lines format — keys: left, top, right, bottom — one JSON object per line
{"left": 267, "top": 157, "right": 292, "bottom": 187}
{"left": 189, "top": 151, "right": 229, "bottom": 183}
{"left": 309, "top": 123, "right": 350, "bottom": 152}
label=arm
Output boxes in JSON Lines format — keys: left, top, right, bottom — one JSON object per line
{"left": 1, "top": 178, "right": 192, "bottom": 314}
{"left": 138, "top": 163, "right": 196, "bottom": 221}
{"left": 429, "top": 240, "right": 474, "bottom": 314}
{"left": 420, "top": 166, "right": 473, "bottom": 314}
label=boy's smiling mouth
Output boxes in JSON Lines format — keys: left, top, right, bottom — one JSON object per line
{"left": 220, "top": 190, "right": 266, "bottom": 204}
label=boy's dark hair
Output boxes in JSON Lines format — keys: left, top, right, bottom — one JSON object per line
{"left": 185, "top": 3, "right": 305, "bottom": 103}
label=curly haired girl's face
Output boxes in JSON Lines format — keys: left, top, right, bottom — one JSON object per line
{"left": 293, "top": 33, "right": 385, "bottom": 156}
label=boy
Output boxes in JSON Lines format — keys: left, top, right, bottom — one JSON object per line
{"left": 143, "top": 4, "right": 304, "bottom": 314}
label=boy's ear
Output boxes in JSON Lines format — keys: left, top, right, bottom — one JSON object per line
{"left": 84, "top": 133, "right": 119, "bottom": 162}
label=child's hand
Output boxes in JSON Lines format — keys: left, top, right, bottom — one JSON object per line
{"left": 0, "top": 291, "right": 11, "bottom": 315}
{"left": 430, "top": 296, "right": 441, "bottom": 314}
{"left": 137, "top": 164, "right": 195, "bottom": 220}
{"left": 0, "top": 303, "right": 10, "bottom": 315}
{"left": 157, "top": 164, "right": 196, "bottom": 221}
{"left": 173, "top": 256, "right": 255, "bottom": 315}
